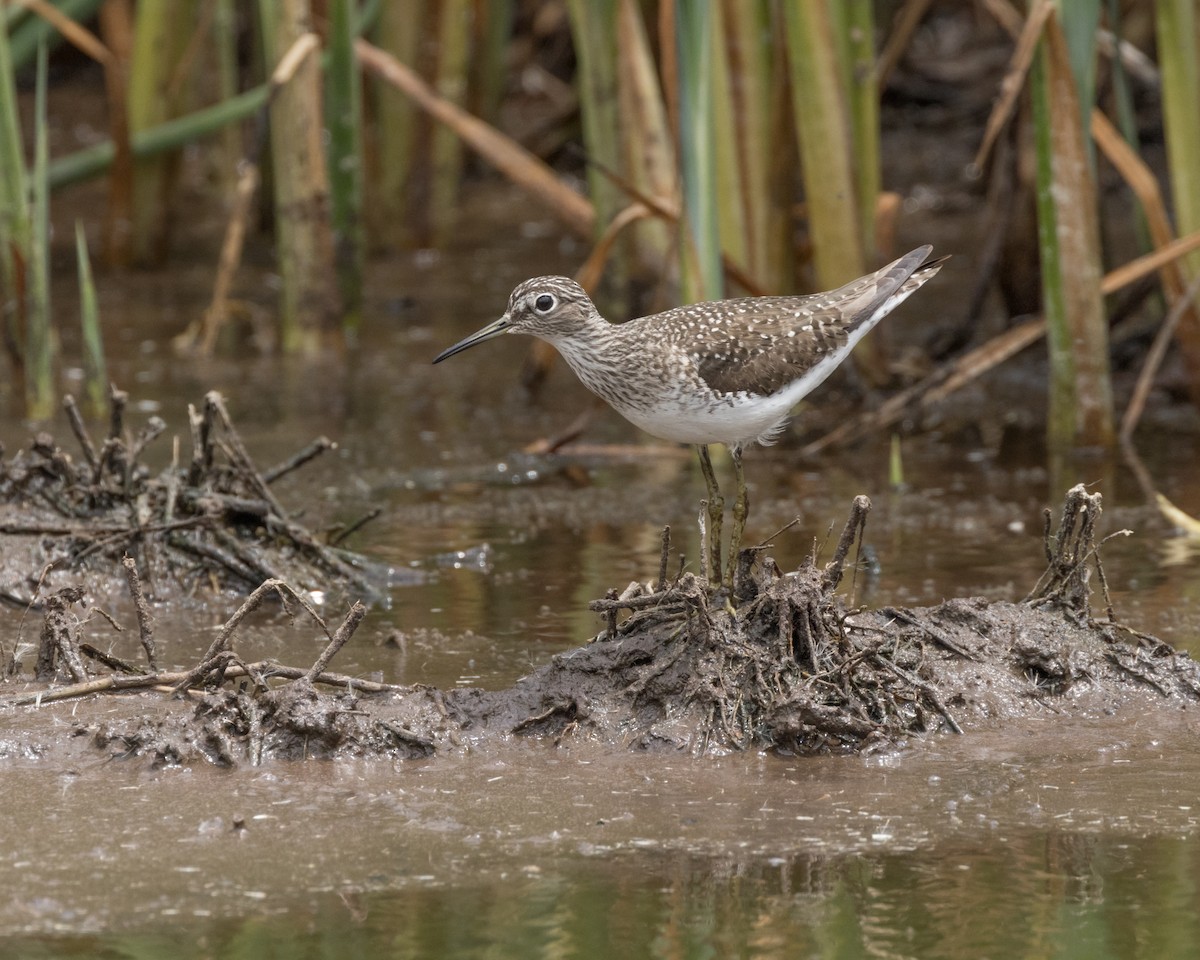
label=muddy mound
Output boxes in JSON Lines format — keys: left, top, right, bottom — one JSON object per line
{"left": 0, "top": 390, "right": 378, "bottom": 605}
{"left": 4, "top": 484, "right": 1196, "bottom": 765}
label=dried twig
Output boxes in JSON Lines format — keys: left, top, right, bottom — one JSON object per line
{"left": 121, "top": 554, "right": 157, "bottom": 670}
{"left": 303, "top": 601, "right": 367, "bottom": 683}
{"left": 823, "top": 495, "right": 870, "bottom": 590}
{"left": 62, "top": 394, "right": 100, "bottom": 473}
{"left": 263, "top": 436, "right": 334, "bottom": 484}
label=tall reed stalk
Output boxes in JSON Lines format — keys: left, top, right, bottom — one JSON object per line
{"left": 211, "top": 0, "right": 243, "bottom": 200}
{"left": 1155, "top": 0, "right": 1200, "bottom": 394}
{"left": 834, "top": 0, "right": 880, "bottom": 262}
{"left": 615, "top": 0, "right": 673, "bottom": 279}
{"left": 0, "top": 5, "right": 29, "bottom": 354}
{"left": 97, "top": 0, "right": 134, "bottom": 267}
{"left": 327, "top": 0, "right": 365, "bottom": 333}
{"left": 26, "top": 42, "right": 53, "bottom": 420}
{"left": 711, "top": 0, "right": 784, "bottom": 293}
{"left": 782, "top": 0, "right": 883, "bottom": 380}
{"left": 127, "top": 0, "right": 196, "bottom": 265}
{"left": 259, "top": 0, "right": 339, "bottom": 353}
{"left": 75, "top": 221, "right": 107, "bottom": 417}
{"left": 368, "top": 0, "right": 423, "bottom": 248}
{"left": 782, "top": 0, "right": 866, "bottom": 286}
{"left": 1031, "top": 5, "right": 1112, "bottom": 450}
{"left": 566, "top": 0, "right": 629, "bottom": 297}
{"left": 675, "top": 1, "right": 722, "bottom": 302}
{"left": 429, "top": 0, "right": 473, "bottom": 242}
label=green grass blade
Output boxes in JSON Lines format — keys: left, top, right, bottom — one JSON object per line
{"left": 1155, "top": 0, "right": 1200, "bottom": 396}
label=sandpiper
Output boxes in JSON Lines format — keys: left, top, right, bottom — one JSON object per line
{"left": 434, "top": 245, "right": 945, "bottom": 589}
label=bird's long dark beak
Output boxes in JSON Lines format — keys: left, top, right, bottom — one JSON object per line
{"left": 432, "top": 315, "right": 511, "bottom": 364}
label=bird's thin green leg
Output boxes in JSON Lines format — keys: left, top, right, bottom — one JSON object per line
{"left": 725, "top": 444, "right": 748, "bottom": 590}
{"left": 696, "top": 444, "right": 723, "bottom": 585}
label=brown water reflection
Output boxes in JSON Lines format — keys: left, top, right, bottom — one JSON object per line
{"left": 2, "top": 716, "right": 1200, "bottom": 955}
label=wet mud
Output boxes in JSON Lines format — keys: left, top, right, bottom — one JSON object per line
{"left": 3, "top": 462, "right": 1197, "bottom": 767}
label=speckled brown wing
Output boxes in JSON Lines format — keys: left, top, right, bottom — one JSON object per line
{"left": 689, "top": 304, "right": 851, "bottom": 397}
{"left": 665, "top": 249, "right": 941, "bottom": 397}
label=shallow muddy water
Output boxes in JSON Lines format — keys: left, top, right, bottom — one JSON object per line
{"left": 4, "top": 185, "right": 1200, "bottom": 956}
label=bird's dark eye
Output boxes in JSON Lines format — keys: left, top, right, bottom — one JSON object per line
{"left": 534, "top": 294, "right": 555, "bottom": 312}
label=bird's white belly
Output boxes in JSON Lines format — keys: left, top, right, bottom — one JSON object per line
{"left": 615, "top": 390, "right": 798, "bottom": 447}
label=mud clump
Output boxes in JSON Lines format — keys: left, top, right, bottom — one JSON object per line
{"left": 5, "top": 483, "right": 1198, "bottom": 766}
{"left": 92, "top": 682, "right": 440, "bottom": 766}
{"left": 0, "top": 389, "right": 376, "bottom": 607}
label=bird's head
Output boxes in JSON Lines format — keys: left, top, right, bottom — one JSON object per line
{"left": 433, "top": 277, "right": 595, "bottom": 363}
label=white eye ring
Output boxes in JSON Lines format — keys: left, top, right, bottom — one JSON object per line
{"left": 534, "top": 293, "right": 556, "bottom": 313}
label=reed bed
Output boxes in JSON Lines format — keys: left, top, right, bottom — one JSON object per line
{"left": 0, "top": 0, "right": 1194, "bottom": 472}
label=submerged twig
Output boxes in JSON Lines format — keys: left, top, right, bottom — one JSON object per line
{"left": 328, "top": 507, "right": 382, "bottom": 547}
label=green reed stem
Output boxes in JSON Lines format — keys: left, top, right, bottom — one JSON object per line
{"left": 259, "top": 0, "right": 339, "bottom": 353}
{"left": 74, "top": 221, "right": 107, "bottom": 418}
{"left": 1032, "top": 11, "right": 1112, "bottom": 451}
{"left": 712, "top": 0, "right": 777, "bottom": 291}
{"left": 1057, "top": 0, "right": 1100, "bottom": 169}
{"left": 327, "top": 0, "right": 365, "bottom": 332}
{"left": 0, "top": 5, "right": 29, "bottom": 319}
{"left": 1157, "top": 0, "right": 1200, "bottom": 278}
{"left": 429, "top": 0, "right": 472, "bottom": 241}
{"left": 781, "top": 0, "right": 866, "bottom": 288}
{"left": 566, "top": 0, "right": 628, "bottom": 292}
{"left": 836, "top": 0, "right": 880, "bottom": 259}
{"left": 676, "top": 0, "right": 722, "bottom": 302}
{"left": 26, "top": 42, "right": 53, "bottom": 421}
{"left": 369, "top": 0, "right": 423, "bottom": 247}
{"left": 47, "top": 6, "right": 379, "bottom": 193}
